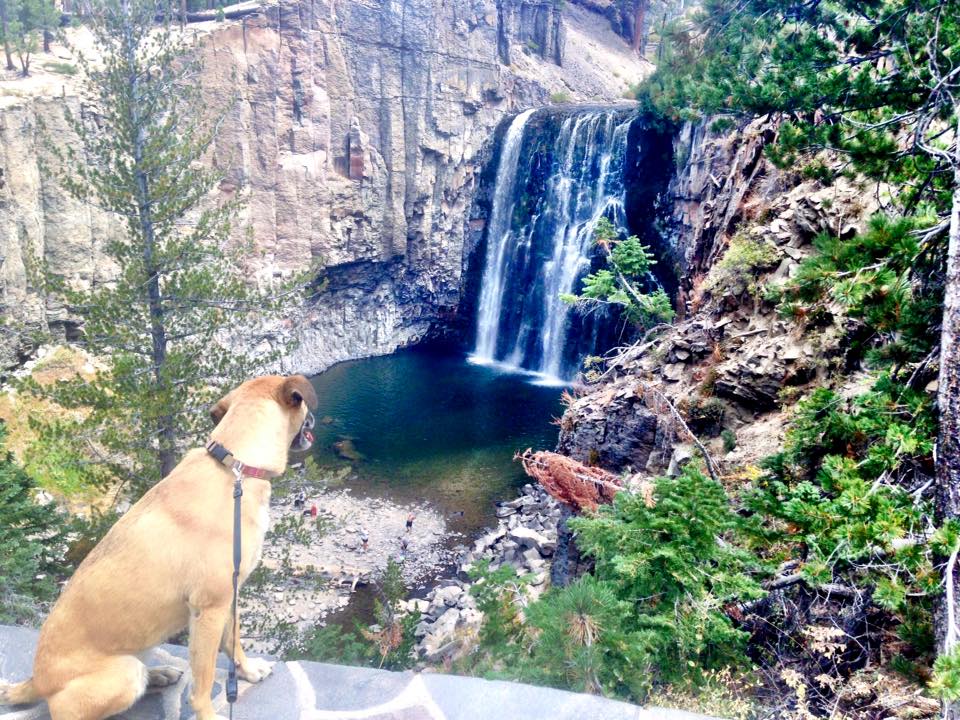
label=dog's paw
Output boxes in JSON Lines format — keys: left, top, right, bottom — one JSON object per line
{"left": 147, "top": 666, "right": 183, "bottom": 689}
{"left": 238, "top": 658, "right": 273, "bottom": 683}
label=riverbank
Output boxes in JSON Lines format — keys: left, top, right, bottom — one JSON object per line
{"left": 240, "top": 462, "right": 563, "bottom": 663}
{"left": 240, "top": 465, "right": 465, "bottom": 655}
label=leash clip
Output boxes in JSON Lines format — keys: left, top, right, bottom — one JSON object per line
{"left": 231, "top": 463, "right": 244, "bottom": 497}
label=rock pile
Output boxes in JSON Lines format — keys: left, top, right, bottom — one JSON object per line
{"left": 466, "top": 485, "right": 560, "bottom": 573}
{"left": 407, "top": 581, "right": 483, "bottom": 663}
{"left": 408, "top": 484, "right": 561, "bottom": 662}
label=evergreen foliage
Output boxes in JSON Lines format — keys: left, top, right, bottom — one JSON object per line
{"left": 562, "top": 217, "right": 675, "bottom": 329}
{"left": 0, "top": 424, "right": 68, "bottom": 625}
{"left": 0, "top": 0, "right": 58, "bottom": 75}
{"left": 22, "top": 0, "right": 308, "bottom": 497}
{"left": 521, "top": 575, "right": 637, "bottom": 695}
{"left": 641, "top": 0, "right": 959, "bottom": 213}
{"left": 704, "top": 233, "right": 779, "bottom": 298}
{"left": 776, "top": 215, "right": 943, "bottom": 366}
{"left": 465, "top": 468, "right": 762, "bottom": 702}
{"left": 746, "top": 376, "right": 938, "bottom": 608}
{"left": 569, "top": 467, "right": 763, "bottom": 690}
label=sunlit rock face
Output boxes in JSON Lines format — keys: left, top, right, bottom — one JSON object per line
{"left": 0, "top": 0, "right": 646, "bottom": 374}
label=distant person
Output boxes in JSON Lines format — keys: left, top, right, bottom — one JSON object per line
{"left": 360, "top": 532, "right": 369, "bottom": 553}
{"left": 293, "top": 489, "right": 306, "bottom": 510}
{"left": 406, "top": 513, "right": 415, "bottom": 533}
{"left": 400, "top": 537, "right": 409, "bottom": 552}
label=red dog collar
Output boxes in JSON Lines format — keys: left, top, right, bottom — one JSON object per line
{"left": 205, "top": 440, "right": 280, "bottom": 479}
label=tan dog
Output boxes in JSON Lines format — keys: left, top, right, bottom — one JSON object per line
{"left": 0, "top": 374, "right": 318, "bottom": 720}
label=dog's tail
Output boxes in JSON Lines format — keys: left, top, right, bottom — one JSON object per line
{"left": 0, "top": 678, "right": 40, "bottom": 705}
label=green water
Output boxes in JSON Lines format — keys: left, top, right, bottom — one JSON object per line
{"left": 308, "top": 347, "right": 563, "bottom": 538}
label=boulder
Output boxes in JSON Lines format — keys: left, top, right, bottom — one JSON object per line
{"left": 557, "top": 382, "right": 660, "bottom": 472}
{"left": 521, "top": 547, "right": 543, "bottom": 568}
{"left": 419, "top": 608, "right": 465, "bottom": 662}
{"left": 508, "top": 527, "right": 556, "bottom": 556}
{"left": 713, "top": 357, "right": 787, "bottom": 410}
{"left": 434, "top": 585, "right": 463, "bottom": 608}
{"left": 473, "top": 527, "right": 506, "bottom": 553}
{"left": 667, "top": 444, "right": 695, "bottom": 477}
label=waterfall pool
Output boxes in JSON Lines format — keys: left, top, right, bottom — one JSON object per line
{"left": 307, "top": 346, "right": 562, "bottom": 540}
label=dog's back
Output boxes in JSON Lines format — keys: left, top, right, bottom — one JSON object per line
{"left": 31, "top": 452, "right": 231, "bottom": 698}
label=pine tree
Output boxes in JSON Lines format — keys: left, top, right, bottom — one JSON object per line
{"left": 4, "top": 0, "right": 57, "bottom": 75}
{"left": 561, "top": 217, "right": 674, "bottom": 330}
{"left": 0, "top": 0, "right": 15, "bottom": 70}
{"left": 25, "top": 0, "right": 306, "bottom": 498}
{"left": 0, "top": 424, "right": 67, "bottom": 625}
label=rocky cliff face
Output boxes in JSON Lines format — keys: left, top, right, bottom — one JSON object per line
{"left": 556, "top": 118, "right": 882, "bottom": 477}
{"left": 0, "top": 0, "right": 646, "bottom": 374}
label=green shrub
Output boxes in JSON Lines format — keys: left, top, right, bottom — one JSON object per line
{"left": 931, "top": 646, "right": 960, "bottom": 703}
{"left": 704, "top": 234, "right": 779, "bottom": 297}
{"left": 468, "top": 560, "right": 528, "bottom": 649}
{"left": 0, "top": 424, "right": 70, "bottom": 625}
{"left": 569, "top": 466, "right": 763, "bottom": 695}
{"left": 549, "top": 91, "right": 571, "bottom": 104}
{"left": 467, "top": 468, "right": 760, "bottom": 701}
{"left": 267, "top": 514, "right": 313, "bottom": 544}
{"left": 744, "top": 373, "right": 938, "bottom": 609}
{"left": 777, "top": 214, "right": 941, "bottom": 366}
{"left": 721, "top": 429, "right": 737, "bottom": 453}
{"left": 520, "top": 575, "right": 640, "bottom": 696}
{"left": 562, "top": 218, "right": 675, "bottom": 330}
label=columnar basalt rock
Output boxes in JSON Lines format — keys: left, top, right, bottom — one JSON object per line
{"left": 0, "top": 0, "right": 645, "bottom": 375}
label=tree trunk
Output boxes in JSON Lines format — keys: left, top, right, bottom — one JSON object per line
{"left": 124, "top": 0, "right": 177, "bottom": 480}
{"left": 43, "top": 29, "right": 51, "bottom": 53}
{"left": 935, "top": 108, "right": 960, "bottom": 720}
{"left": 631, "top": 0, "right": 647, "bottom": 56}
{"left": 180, "top": 0, "right": 186, "bottom": 27}
{"left": 0, "top": 0, "right": 14, "bottom": 71}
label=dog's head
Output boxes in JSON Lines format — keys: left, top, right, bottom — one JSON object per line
{"left": 210, "top": 375, "right": 319, "bottom": 454}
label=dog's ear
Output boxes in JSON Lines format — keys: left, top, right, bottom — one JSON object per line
{"left": 280, "top": 375, "right": 318, "bottom": 410}
{"left": 210, "top": 397, "right": 229, "bottom": 425}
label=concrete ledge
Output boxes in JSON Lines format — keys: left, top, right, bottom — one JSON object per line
{"left": 0, "top": 625, "right": 718, "bottom": 720}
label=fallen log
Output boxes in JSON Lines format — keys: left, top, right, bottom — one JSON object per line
{"left": 516, "top": 449, "right": 623, "bottom": 511}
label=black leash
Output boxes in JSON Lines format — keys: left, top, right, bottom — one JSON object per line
{"left": 227, "top": 469, "right": 242, "bottom": 717}
{"left": 206, "top": 434, "right": 300, "bottom": 718}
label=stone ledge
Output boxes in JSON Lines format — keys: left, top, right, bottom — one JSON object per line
{"left": 0, "top": 626, "right": 719, "bottom": 720}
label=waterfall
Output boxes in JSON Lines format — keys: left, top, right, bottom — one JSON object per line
{"left": 474, "top": 109, "right": 537, "bottom": 363}
{"left": 471, "top": 107, "right": 636, "bottom": 383}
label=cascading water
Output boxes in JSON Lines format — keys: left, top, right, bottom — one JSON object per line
{"left": 474, "top": 109, "right": 537, "bottom": 364}
{"left": 471, "top": 107, "right": 637, "bottom": 383}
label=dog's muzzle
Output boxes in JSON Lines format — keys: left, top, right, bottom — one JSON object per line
{"left": 291, "top": 411, "right": 315, "bottom": 453}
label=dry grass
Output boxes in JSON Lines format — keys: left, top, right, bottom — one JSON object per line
{"left": 0, "top": 345, "right": 107, "bottom": 507}
{"left": 647, "top": 668, "right": 760, "bottom": 720}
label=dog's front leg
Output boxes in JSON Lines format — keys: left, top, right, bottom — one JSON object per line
{"left": 188, "top": 605, "right": 230, "bottom": 720}
{"left": 221, "top": 610, "right": 272, "bottom": 683}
